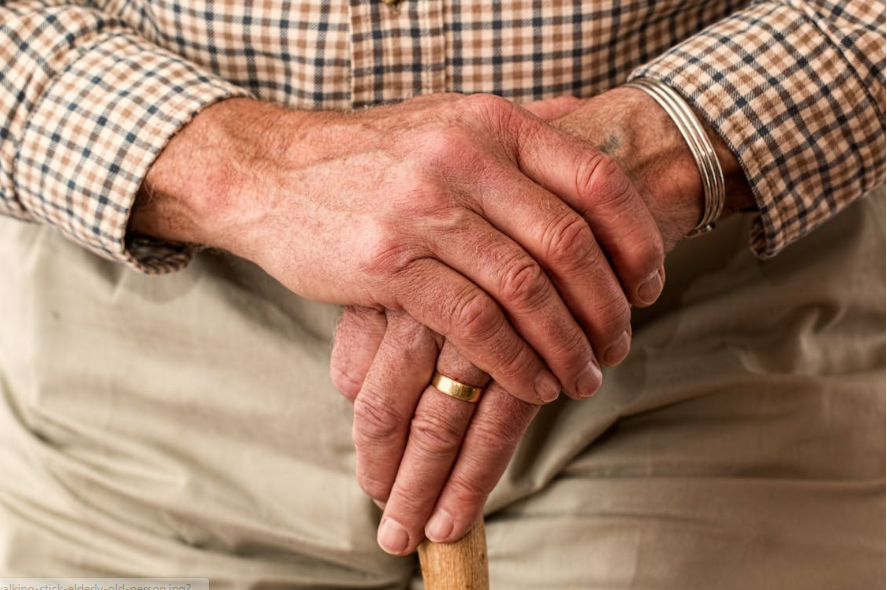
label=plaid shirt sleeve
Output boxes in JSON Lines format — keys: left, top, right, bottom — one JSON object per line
{"left": 631, "top": 0, "right": 887, "bottom": 258}
{"left": 1, "top": 1, "right": 250, "bottom": 273}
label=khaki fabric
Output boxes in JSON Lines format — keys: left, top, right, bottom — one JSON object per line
{"left": 0, "top": 189, "right": 883, "bottom": 588}
{"left": 477, "top": 188, "right": 886, "bottom": 590}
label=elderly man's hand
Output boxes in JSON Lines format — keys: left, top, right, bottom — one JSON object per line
{"left": 333, "top": 308, "right": 540, "bottom": 555}
{"left": 331, "top": 87, "right": 756, "bottom": 555}
{"left": 131, "top": 93, "right": 666, "bottom": 405}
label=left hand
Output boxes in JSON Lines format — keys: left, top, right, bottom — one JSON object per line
{"left": 333, "top": 308, "right": 539, "bottom": 555}
{"left": 331, "top": 88, "right": 755, "bottom": 555}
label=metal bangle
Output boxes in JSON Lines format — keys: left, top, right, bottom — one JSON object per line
{"left": 624, "top": 77, "right": 726, "bottom": 238}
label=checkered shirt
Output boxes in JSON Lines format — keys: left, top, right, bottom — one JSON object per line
{"left": 1, "top": 0, "right": 884, "bottom": 272}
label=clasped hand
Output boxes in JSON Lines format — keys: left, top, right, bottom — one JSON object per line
{"left": 325, "top": 94, "right": 673, "bottom": 555}
{"left": 134, "top": 89, "right": 678, "bottom": 557}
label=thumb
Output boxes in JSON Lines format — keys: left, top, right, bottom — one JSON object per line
{"left": 520, "top": 96, "right": 583, "bottom": 121}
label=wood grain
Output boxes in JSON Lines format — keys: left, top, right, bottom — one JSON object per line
{"left": 418, "top": 518, "right": 489, "bottom": 590}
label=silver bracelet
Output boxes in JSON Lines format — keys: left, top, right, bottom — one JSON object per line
{"left": 624, "top": 78, "right": 725, "bottom": 238}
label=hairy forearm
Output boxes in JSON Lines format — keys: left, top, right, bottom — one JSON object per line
{"left": 129, "top": 98, "right": 309, "bottom": 256}
{"left": 131, "top": 91, "right": 755, "bottom": 260}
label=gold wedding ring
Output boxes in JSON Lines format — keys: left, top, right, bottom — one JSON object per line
{"left": 430, "top": 371, "right": 484, "bottom": 403}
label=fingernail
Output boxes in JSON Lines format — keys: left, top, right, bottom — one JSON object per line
{"left": 637, "top": 271, "right": 663, "bottom": 306}
{"left": 378, "top": 517, "right": 410, "bottom": 555}
{"left": 603, "top": 331, "right": 631, "bottom": 366}
{"left": 425, "top": 509, "right": 454, "bottom": 542}
{"left": 576, "top": 360, "right": 602, "bottom": 398}
{"left": 535, "top": 371, "right": 561, "bottom": 403}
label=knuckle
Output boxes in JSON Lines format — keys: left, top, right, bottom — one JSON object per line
{"left": 421, "top": 127, "right": 469, "bottom": 161}
{"left": 355, "top": 468, "right": 392, "bottom": 502}
{"left": 388, "top": 486, "right": 430, "bottom": 518}
{"left": 352, "top": 396, "right": 406, "bottom": 448}
{"left": 387, "top": 311, "right": 428, "bottom": 349}
{"left": 432, "top": 207, "right": 479, "bottom": 238}
{"left": 401, "top": 179, "right": 446, "bottom": 213}
{"left": 450, "top": 289, "right": 500, "bottom": 344}
{"left": 550, "top": 328, "right": 593, "bottom": 369}
{"left": 340, "top": 305, "right": 386, "bottom": 335}
{"left": 462, "top": 93, "right": 511, "bottom": 119}
{"left": 485, "top": 339, "right": 527, "bottom": 383}
{"left": 624, "top": 232, "right": 666, "bottom": 284}
{"left": 446, "top": 290, "right": 530, "bottom": 384}
{"left": 357, "top": 223, "right": 408, "bottom": 276}
{"left": 462, "top": 94, "right": 523, "bottom": 144}
{"left": 417, "top": 126, "right": 485, "bottom": 175}
{"left": 542, "top": 213, "right": 596, "bottom": 269}
{"left": 470, "top": 415, "right": 525, "bottom": 456}
{"left": 409, "top": 412, "right": 465, "bottom": 460}
{"left": 357, "top": 223, "right": 428, "bottom": 288}
{"left": 446, "top": 472, "right": 493, "bottom": 505}
{"left": 577, "top": 153, "right": 634, "bottom": 210}
{"left": 594, "top": 295, "right": 632, "bottom": 337}
{"left": 602, "top": 215, "right": 666, "bottom": 282}
{"left": 499, "top": 258, "right": 549, "bottom": 311}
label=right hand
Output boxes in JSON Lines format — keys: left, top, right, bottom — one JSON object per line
{"left": 132, "top": 93, "right": 665, "bottom": 403}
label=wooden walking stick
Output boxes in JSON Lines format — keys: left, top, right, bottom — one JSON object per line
{"left": 418, "top": 517, "right": 489, "bottom": 589}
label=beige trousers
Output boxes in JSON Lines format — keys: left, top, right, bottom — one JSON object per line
{"left": 0, "top": 189, "right": 883, "bottom": 589}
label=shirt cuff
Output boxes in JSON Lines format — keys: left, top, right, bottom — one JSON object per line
{"left": 629, "top": 1, "right": 886, "bottom": 258}
{"left": 15, "top": 32, "right": 251, "bottom": 273}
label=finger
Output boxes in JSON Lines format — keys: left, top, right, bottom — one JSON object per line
{"left": 433, "top": 95, "right": 636, "bottom": 373}
{"left": 509, "top": 111, "right": 666, "bottom": 308}
{"left": 437, "top": 144, "right": 629, "bottom": 377}
{"left": 463, "top": 95, "right": 662, "bottom": 312}
{"left": 426, "top": 210, "right": 603, "bottom": 398}
{"left": 377, "top": 343, "right": 488, "bottom": 555}
{"left": 425, "top": 382, "right": 539, "bottom": 543}
{"left": 352, "top": 312, "right": 440, "bottom": 503}
{"left": 520, "top": 96, "right": 583, "bottom": 121}
{"left": 330, "top": 306, "right": 387, "bottom": 401}
{"left": 395, "top": 258, "right": 562, "bottom": 404}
